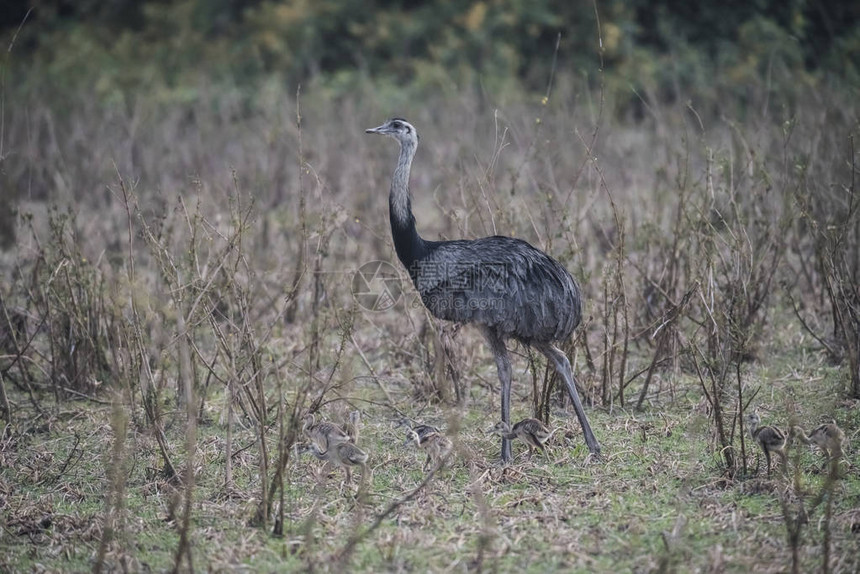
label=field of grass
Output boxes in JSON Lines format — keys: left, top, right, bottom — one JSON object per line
{"left": 1, "top": 327, "right": 858, "bottom": 573}
{"left": 1, "top": 73, "right": 859, "bottom": 572}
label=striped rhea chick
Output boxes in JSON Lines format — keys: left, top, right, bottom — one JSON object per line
{"left": 490, "top": 418, "right": 559, "bottom": 460}
{"left": 792, "top": 422, "right": 846, "bottom": 463}
{"left": 306, "top": 441, "right": 369, "bottom": 495}
{"left": 302, "top": 412, "right": 351, "bottom": 451}
{"left": 746, "top": 410, "right": 788, "bottom": 477}
{"left": 404, "top": 428, "right": 453, "bottom": 471}
{"left": 395, "top": 417, "right": 441, "bottom": 441}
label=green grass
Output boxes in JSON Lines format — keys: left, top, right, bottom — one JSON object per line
{"left": 3, "top": 329, "right": 858, "bottom": 574}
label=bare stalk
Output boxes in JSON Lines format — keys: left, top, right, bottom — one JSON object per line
{"left": 94, "top": 395, "right": 130, "bottom": 574}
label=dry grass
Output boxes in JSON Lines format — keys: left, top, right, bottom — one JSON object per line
{"left": 1, "top": 75, "right": 859, "bottom": 572}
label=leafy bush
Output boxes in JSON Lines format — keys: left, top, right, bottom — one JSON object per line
{"left": 3, "top": 0, "right": 856, "bottom": 111}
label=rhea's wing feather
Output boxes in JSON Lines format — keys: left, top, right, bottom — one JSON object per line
{"left": 418, "top": 430, "right": 442, "bottom": 446}
{"left": 528, "top": 419, "right": 551, "bottom": 437}
{"left": 758, "top": 426, "right": 786, "bottom": 447}
{"left": 318, "top": 422, "right": 350, "bottom": 440}
{"left": 414, "top": 237, "right": 581, "bottom": 342}
{"left": 511, "top": 419, "right": 532, "bottom": 433}
{"left": 515, "top": 418, "right": 549, "bottom": 438}
{"left": 338, "top": 442, "right": 368, "bottom": 465}
{"left": 414, "top": 424, "right": 441, "bottom": 438}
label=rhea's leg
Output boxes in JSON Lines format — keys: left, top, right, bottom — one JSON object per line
{"left": 356, "top": 464, "right": 368, "bottom": 503}
{"left": 778, "top": 450, "right": 788, "bottom": 476}
{"left": 483, "top": 329, "right": 513, "bottom": 463}
{"left": 537, "top": 343, "right": 601, "bottom": 455}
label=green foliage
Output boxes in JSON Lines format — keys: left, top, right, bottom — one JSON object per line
{"left": 3, "top": 0, "right": 856, "bottom": 109}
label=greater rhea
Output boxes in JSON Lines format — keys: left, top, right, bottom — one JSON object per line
{"left": 305, "top": 441, "right": 369, "bottom": 496}
{"left": 395, "top": 417, "right": 441, "bottom": 443}
{"left": 404, "top": 428, "right": 453, "bottom": 471}
{"left": 367, "top": 118, "right": 600, "bottom": 462}
{"left": 302, "top": 413, "right": 351, "bottom": 451}
{"left": 490, "top": 418, "right": 559, "bottom": 460}
{"left": 792, "top": 422, "right": 846, "bottom": 464}
{"left": 746, "top": 410, "right": 788, "bottom": 477}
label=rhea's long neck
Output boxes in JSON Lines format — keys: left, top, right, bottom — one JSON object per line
{"left": 389, "top": 139, "right": 428, "bottom": 269}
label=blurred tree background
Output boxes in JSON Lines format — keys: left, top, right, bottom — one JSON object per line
{"left": 2, "top": 0, "right": 857, "bottom": 109}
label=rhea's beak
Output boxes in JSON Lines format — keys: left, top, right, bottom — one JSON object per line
{"left": 365, "top": 124, "right": 386, "bottom": 134}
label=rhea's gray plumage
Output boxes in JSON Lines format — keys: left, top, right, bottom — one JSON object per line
{"left": 746, "top": 410, "right": 788, "bottom": 477}
{"left": 303, "top": 413, "right": 351, "bottom": 451}
{"left": 367, "top": 118, "right": 600, "bottom": 462}
{"left": 793, "top": 422, "right": 846, "bottom": 464}
{"left": 414, "top": 237, "right": 582, "bottom": 342}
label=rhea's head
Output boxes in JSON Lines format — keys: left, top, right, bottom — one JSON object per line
{"left": 302, "top": 413, "right": 316, "bottom": 432}
{"left": 745, "top": 410, "right": 761, "bottom": 431}
{"left": 366, "top": 118, "right": 419, "bottom": 145}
